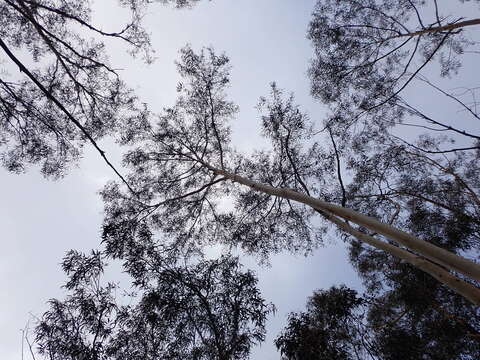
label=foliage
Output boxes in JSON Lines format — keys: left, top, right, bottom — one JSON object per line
{"left": 100, "top": 40, "right": 480, "bottom": 293}
{"left": 308, "top": 0, "right": 477, "bottom": 124}
{"left": 101, "top": 46, "right": 332, "bottom": 262}
{"left": 0, "top": 0, "right": 204, "bottom": 177}
{"left": 276, "top": 286, "right": 369, "bottom": 360}
{"left": 276, "top": 285, "right": 480, "bottom": 360}
{"left": 305, "top": 2, "right": 480, "bottom": 356}
{"left": 35, "top": 249, "right": 273, "bottom": 360}
{"left": 11, "top": 1, "right": 480, "bottom": 358}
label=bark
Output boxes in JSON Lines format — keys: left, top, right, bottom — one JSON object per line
{"left": 325, "top": 212, "right": 480, "bottom": 306}
{"left": 386, "top": 18, "right": 480, "bottom": 40}
{"left": 209, "top": 166, "right": 480, "bottom": 283}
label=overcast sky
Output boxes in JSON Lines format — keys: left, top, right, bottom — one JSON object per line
{"left": 1, "top": 1, "right": 479, "bottom": 359}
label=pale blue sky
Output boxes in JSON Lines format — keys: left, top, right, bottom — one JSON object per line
{"left": 1, "top": 1, "right": 479, "bottom": 359}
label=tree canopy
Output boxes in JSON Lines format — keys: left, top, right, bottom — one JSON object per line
{"left": 276, "top": 285, "right": 480, "bottom": 360}
{"left": 4, "top": 0, "right": 480, "bottom": 359}
{"left": 308, "top": 0, "right": 480, "bottom": 125}
{"left": 99, "top": 43, "right": 480, "bottom": 305}
{"left": 35, "top": 250, "right": 273, "bottom": 360}
{"left": 0, "top": 0, "right": 204, "bottom": 178}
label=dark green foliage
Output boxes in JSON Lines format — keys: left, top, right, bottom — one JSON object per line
{"left": 35, "top": 250, "right": 273, "bottom": 360}
{"left": 276, "top": 285, "right": 480, "bottom": 360}
{"left": 275, "top": 286, "right": 373, "bottom": 360}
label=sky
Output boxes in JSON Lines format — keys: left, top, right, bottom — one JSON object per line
{"left": 1, "top": 1, "right": 479, "bottom": 359}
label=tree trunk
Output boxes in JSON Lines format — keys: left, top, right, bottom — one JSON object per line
{"left": 325, "top": 212, "right": 480, "bottom": 306}
{"left": 387, "top": 18, "right": 480, "bottom": 40}
{"left": 210, "top": 166, "right": 480, "bottom": 283}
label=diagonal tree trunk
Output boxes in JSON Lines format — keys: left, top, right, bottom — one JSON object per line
{"left": 208, "top": 166, "right": 480, "bottom": 286}
{"left": 324, "top": 211, "right": 480, "bottom": 306}
{"left": 386, "top": 18, "right": 480, "bottom": 41}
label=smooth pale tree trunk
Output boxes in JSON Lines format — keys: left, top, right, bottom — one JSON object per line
{"left": 209, "top": 166, "right": 480, "bottom": 300}
{"left": 324, "top": 212, "right": 480, "bottom": 306}
{"left": 386, "top": 18, "right": 480, "bottom": 40}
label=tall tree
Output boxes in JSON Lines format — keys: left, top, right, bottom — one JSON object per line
{"left": 302, "top": 2, "right": 480, "bottom": 353}
{"left": 339, "top": 144, "right": 480, "bottom": 357}
{"left": 18, "top": 2, "right": 480, "bottom": 358}
{"left": 0, "top": 0, "right": 203, "bottom": 178}
{"left": 101, "top": 45, "right": 480, "bottom": 305}
{"left": 33, "top": 249, "right": 273, "bottom": 360}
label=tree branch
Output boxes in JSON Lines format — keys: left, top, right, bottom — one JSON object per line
{"left": 0, "top": 37, "right": 135, "bottom": 193}
{"left": 327, "top": 127, "right": 347, "bottom": 207}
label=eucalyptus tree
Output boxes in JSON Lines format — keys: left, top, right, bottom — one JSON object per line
{"left": 34, "top": 249, "right": 272, "bottom": 360}
{"left": 304, "top": 0, "right": 480, "bottom": 303}
{"left": 276, "top": 285, "right": 480, "bottom": 360}
{"left": 101, "top": 45, "right": 480, "bottom": 306}
{"left": 338, "top": 140, "right": 480, "bottom": 358}
{"left": 305, "top": 131, "right": 480, "bottom": 358}
{"left": 308, "top": 0, "right": 480, "bottom": 133}
{"left": 0, "top": 0, "right": 202, "bottom": 178}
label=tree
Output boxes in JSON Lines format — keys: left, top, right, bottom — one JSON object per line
{"left": 302, "top": 2, "right": 480, "bottom": 354}
{"left": 338, "top": 143, "right": 480, "bottom": 358}
{"left": 307, "top": 0, "right": 480, "bottom": 126}
{"left": 100, "top": 45, "right": 480, "bottom": 305}
{"left": 304, "top": 0, "right": 480, "bottom": 301}
{"left": 14, "top": 2, "right": 479, "bottom": 358}
{"left": 0, "top": 0, "right": 203, "bottom": 178}
{"left": 275, "top": 285, "right": 480, "bottom": 360}
{"left": 34, "top": 249, "right": 273, "bottom": 360}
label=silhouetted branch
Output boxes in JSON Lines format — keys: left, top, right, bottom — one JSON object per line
{"left": 391, "top": 134, "right": 479, "bottom": 154}
{"left": 416, "top": 75, "right": 480, "bottom": 122}
{"left": 0, "top": 37, "right": 135, "bottom": 193}
{"left": 397, "top": 100, "right": 480, "bottom": 140}
{"left": 327, "top": 127, "right": 347, "bottom": 207}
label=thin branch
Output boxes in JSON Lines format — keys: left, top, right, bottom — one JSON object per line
{"left": 0, "top": 37, "right": 135, "bottom": 193}
{"left": 21, "top": 0, "right": 138, "bottom": 46}
{"left": 137, "top": 177, "right": 226, "bottom": 223}
{"left": 327, "top": 127, "right": 347, "bottom": 207}
{"left": 281, "top": 124, "right": 310, "bottom": 196}
{"left": 207, "top": 86, "right": 225, "bottom": 169}
{"left": 391, "top": 134, "right": 479, "bottom": 154}
{"left": 24, "top": 331, "right": 37, "bottom": 360}
{"left": 401, "top": 149, "right": 480, "bottom": 207}
{"left": 397, "top": 122, "right": 448, "bottom": 132}
{"left": 366, "top": 31, "right": 452, "bottom": 114}
{"left": 407, "top": 0, "right": 425, "bottom": 29}
{"left": 374, "top": 309, "right": 408, "bottom": 331}
{"left": 416, "top": 75, "right": 480, "bottom": 122}
{"left": 433, "top": 0, "right": 441, "bottom": 25}
{"left": 397, "top": 100, "right": 480, "bottom": 140}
